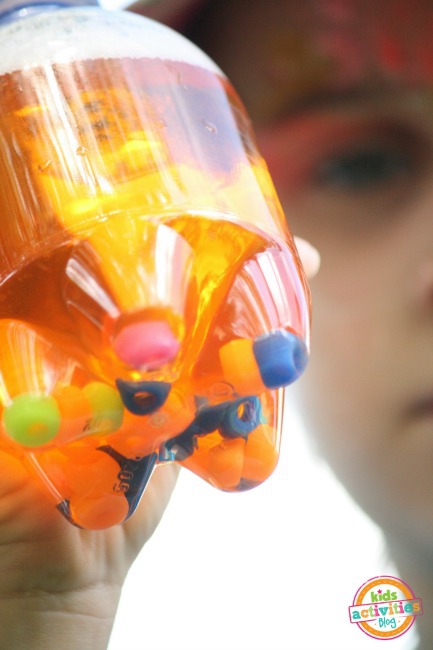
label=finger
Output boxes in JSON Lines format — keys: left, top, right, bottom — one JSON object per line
{"left": 294, "top": 237, "right": 321, "bottom": 279}
{"left": 122, "top": 463, "right": 180, "bottom": 558}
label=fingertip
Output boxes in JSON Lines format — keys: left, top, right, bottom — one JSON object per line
{"left": 294, "top": 237, "right": 321, "bottom": 278}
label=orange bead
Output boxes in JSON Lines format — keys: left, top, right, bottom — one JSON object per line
{"left": 63, "top": 446, "right": 120, "bottom": 496}
{"left": 242, "top": 424, "right": 279, "bottom": 485}
{"left": 53, "top": 385, "right": 93, "bottom": 443}
{"left": 219, "top": 338, "right": 266, "bottom": 395}
{"left": 110, "top": 386, "right": 195, "bottom": 458}
{"left": 60, "top": 443, "right": 131, "bottom": 527}
{"left": 104, "top": 428, "right": 156, "bottom": 459}
{"left": 143, "top": 387, "right": 195, "bottom": 445}
{"left": 60, "top": 437, "right": 100, "bottom": 462}
{"left": 207, "top": 437, "right": 246, "bottom": 491}
{"left": 177, "top": 430, "right": 217, "bottom": 483}
{"left": 70, "top": 493, "right": 130, "bottom": 529}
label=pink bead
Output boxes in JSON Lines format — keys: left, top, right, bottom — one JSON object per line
{"left": 113, "top": 321, "right": 180, "bottom": 370}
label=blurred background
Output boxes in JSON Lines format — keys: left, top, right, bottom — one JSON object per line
{"left": 95, "top": 1, "right": 418, "bottom": 647}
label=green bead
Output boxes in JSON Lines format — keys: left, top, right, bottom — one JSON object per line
{"left": 82, "top": 382, "right": 124, "bottom": 433}
{"left": 3, "top": 394, "right": 61, "bottom": 447}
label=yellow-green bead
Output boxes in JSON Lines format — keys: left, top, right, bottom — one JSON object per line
{"left": 82, "top": 382, "right": 123, "bottom": 433}
{"left": 3, "top": 394, "right": 61, "bottom": 447}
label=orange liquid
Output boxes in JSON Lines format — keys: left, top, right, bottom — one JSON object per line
{"left": 0, "top": 57, "right": 310, "bottom": 528}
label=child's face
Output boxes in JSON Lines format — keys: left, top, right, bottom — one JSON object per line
{"left": 200, "top": 0, "right": 433, "bottom": 551}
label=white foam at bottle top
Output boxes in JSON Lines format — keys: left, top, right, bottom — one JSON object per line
{"left": 0, "top": 6, "right": 223, "bottom": 76}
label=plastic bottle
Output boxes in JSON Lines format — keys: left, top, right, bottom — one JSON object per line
{"left": 0, "top": 0, "right": 311, "bottom": 528}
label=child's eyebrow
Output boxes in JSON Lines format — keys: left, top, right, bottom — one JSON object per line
{"left": 267, "top": 85, "right": 409, "bottom": 124}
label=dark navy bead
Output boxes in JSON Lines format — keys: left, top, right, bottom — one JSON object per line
{"left": 194, "top": 401, "right": 230, "bottom": 432}
{"left": 116, "top": 379, "right": 171, "bottom": 415}
{"left": 253, "top": 329, "right": 308, "bottom": 389}
{"left": 164, "top": 422, "right": 200, "bottom": 461}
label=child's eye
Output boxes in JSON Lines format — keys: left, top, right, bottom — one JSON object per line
{"left": 313, "top": 146, "right": 415, "bottom": 191}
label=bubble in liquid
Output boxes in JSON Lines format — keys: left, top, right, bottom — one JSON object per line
{"left": 200, "top": 119, "right": 217, "bottom": 134}
{"left": 37, "top": 160, "right": 51, "bottom": 173}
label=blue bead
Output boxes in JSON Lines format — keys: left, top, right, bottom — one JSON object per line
{"left": 253, "top": 330, "right": 308, "bottom": 389}
{"left": 116, "top": 379, "right": 171, "bottom": 415}
{"left": 219, "top": 396, "right": 261, "bottom": 438}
